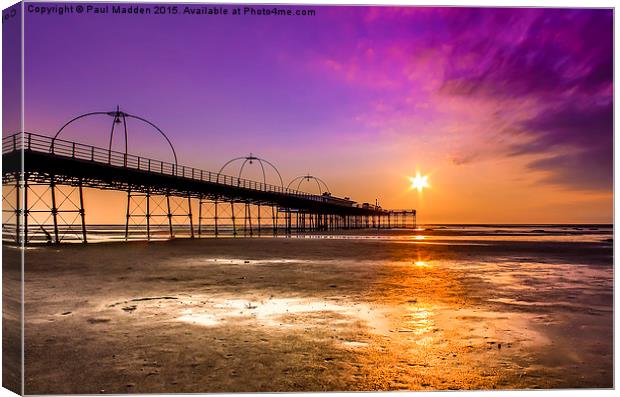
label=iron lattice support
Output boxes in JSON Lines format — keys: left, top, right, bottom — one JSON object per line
{"left": 198, "top": 196, "right": 220, "bottom": 237}
{"left": 231, "top": 201, "right": 237, "bottom": 236}
{"left": 271, "top": 205, "right": 278, "bottom": 235}
{"left": 187, "top": 193, "right": 195, "bottom": 238}
{"left": 244, "top": 202, "right": 253, "bottom": 236}
{"left": 11, "top": 173, "right": 88, "bottom": 244}
{"left": 198, "top": 199, "right": 282, "bottom": 237}
{"left": 125, "top": 189, "right": 193, "bottom": 241}
{"left": 2, "top": 172, "right": 20, "bottom": 244}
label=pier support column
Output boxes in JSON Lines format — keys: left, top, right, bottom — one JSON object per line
{"left": 166, "top": 194, "right": 174, "bottom": 238}
{"left": 125, "top": 189, "right": 131, "bottom": 240}
{"left": 283, "top": 209, "right": 288, "bottom": 233}
{"left": 146, "top": 190, "right": 150, "bottom": 240}
{"left": 288, "top": 209, "right": 292, "bottom": 233}
{"left": 20, "top": 176, "right": 25, "bottom": 244}
{"left": 198, "top": 196, "right": 203, "bottom": 237}
{"left": 231, "top": 201, "right": 237, "bottom": 236}
{"left": 244, "top": 202, "right": 253, "bottom": 236}
{"left": 187, "top": 193, "right": 194, "bottom": 238}
{"left": 50, "top": 176, "right": 60, "bottom": 244}
{"left": 78, "top": 179, "right": 87, "bottom": 243}
{"left": 257, "top": 204, "right": 261, "bottom": 234}
{"left": 214, "top": 200, "right": 219, "bottom": 236}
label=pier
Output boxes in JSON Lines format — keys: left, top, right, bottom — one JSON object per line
{"left": 2, "top": 109, "right": 416, "bottom": 244}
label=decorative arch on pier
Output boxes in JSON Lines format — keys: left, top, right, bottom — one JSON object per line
{"left": 217, "top": 154, "right": 284, "bottom": 187}
{"left": 51, "top": 105, "right": 178, "bottom": 165}
{"left": 287, "top": 174, "right": 330, "bottom": 195}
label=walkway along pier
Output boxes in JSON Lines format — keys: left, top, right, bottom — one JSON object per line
{"left": 2, "top": 110, "right": 416, "bottom": 244}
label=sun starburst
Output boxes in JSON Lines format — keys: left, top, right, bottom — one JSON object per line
{"left": 409, "top": 172, "right": 429, "bottom": 192}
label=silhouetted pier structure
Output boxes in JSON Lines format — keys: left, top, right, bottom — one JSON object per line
{"left": 2, "top": 110, "right": 416, "bottom": 244}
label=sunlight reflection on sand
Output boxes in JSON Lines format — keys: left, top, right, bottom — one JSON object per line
{"left": 176, "top": 297, "right": 380, "bottom": 329}
{"left": 404, "top": 306, "right": 436, "bottom": 335}
{"left": 177, "top": 311, "right": 220, "bottom": 326}
{"left": 88, "top": 251, "right": 611, "bottom": 390}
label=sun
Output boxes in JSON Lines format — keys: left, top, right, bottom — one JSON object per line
{"left": 409, "top": 172, "right": 429, "bottom": 192}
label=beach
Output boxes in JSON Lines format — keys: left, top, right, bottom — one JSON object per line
{"left": 12, "top": 227, "right": 614, "bottom": 393}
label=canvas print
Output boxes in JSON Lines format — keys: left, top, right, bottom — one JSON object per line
{"left": 1, "top": 1, "right": 614, "bottom": 394}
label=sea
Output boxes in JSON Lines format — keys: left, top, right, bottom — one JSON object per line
{"left": 3, "top": 223, "right": 613, "bottom": 244}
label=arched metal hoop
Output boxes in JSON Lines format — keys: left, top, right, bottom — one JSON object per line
{"left": 50, "top": 106, "right": 178, "bottom": 164}
{"left": 287, "top": 174, "right": 330, "bottom": 194}
{"left": 218, "top": 154, "right": 284, "bottom": 187}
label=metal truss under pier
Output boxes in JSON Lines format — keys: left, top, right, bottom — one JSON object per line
{"left": 2, "top": 133, "right": 416, "bottom": 244}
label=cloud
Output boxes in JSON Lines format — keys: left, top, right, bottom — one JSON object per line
{"left": 526, "top": 150, "right": 612, "bottom": 191}
{"left": 435, "top": 8, "right": 612, "bottom": 191}
{"left": 515, "top": 102, "right": 612, "bottom": 190}
{"left": 440, "top": 9, "right": 612, "bottom": 100}
{"left": 516, "top": 102, "right": 612, "bottom": 154}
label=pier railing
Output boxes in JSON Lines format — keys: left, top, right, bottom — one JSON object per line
{"left": 3, "top": 132, "right": 374, "bottom": 208}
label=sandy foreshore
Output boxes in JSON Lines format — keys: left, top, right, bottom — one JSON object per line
{"left": 11, "top": 232, "right": 613, "bottom": 393}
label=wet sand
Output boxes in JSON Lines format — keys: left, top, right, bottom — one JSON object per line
{"left": 15, "top": 232, "right": 613, "bottom": 393}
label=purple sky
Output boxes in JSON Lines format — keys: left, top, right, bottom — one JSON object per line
{"left": 7, "top": 3, "right": 614, "bottom": 222}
